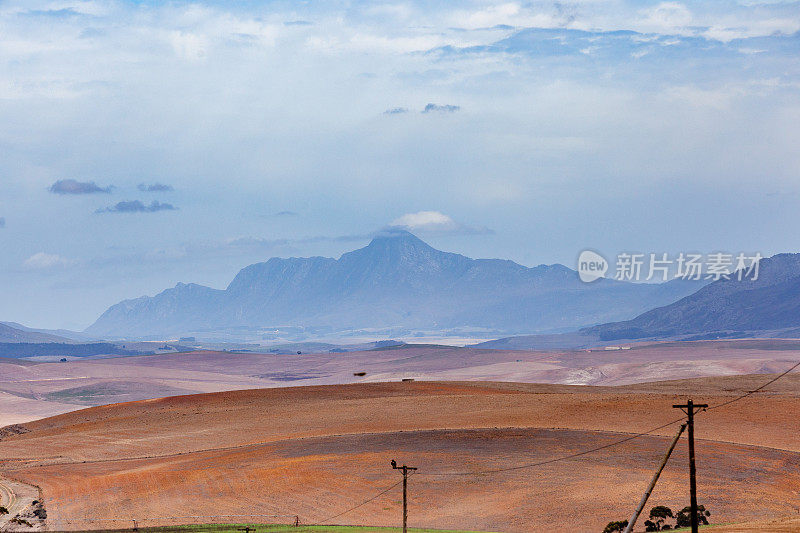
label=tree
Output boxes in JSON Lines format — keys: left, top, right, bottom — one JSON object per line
{"left": 644, "top": 520, "right": 673, "bottom": 531}
{"left": 644, "top": 506, "right": 674, "bottom": 531}
{"left": 603, "top": 520, "right": 629, "bottom": 533}
{"left": 675, "top": 505, "right": 711, "bottom": 528}
{"left": 0, "top": 506, "right": 8, "bottom": 515}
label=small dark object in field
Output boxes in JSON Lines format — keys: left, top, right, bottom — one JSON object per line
{"left": 402, "top": 378, "right": 414, "bottom": 382}
{"left": 60, "top": 358, "right": 67, "bottom": 362}
{"left": 353, "top": 372, "right": 366, "bottom": 376}
{"left": 297, "top": 351, "right": 302, "bottom": 354}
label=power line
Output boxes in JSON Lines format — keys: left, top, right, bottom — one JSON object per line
{"left": 318, "top": 472, "right": 416, "bottom": 524}
{"left": 619, "top": 363, "right": 799, "bottom": 533}
{"left": 418, "top": 417, "right": 687, "bottom": 477}
{"left": 623, "top": 422, "right": 687, "bottom": 533}
{"left": 673, "top": 400, "right": 708, "bottom": 533}
{"left": 418, "top": 360, "right": 800, "bottom": 478}
{"left": 705, "top": 360, "right": 800, "bottom": 412}
{"left": 391, "top": 460, "right": 418, "bottom": 533}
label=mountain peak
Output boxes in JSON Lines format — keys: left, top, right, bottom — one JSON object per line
{"left": 349, "top": 228, "right": 442, "bottom": 262}
{"left": 368, "top": 228, "right": 429, "bottom": 246}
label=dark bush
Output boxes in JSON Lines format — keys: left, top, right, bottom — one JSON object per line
{"left": 676, "top": 505, "right": 711, "bottom": 528}
{"left": 603, "top": 519, "right": 629, "bottom": 532}
{"left": 645, "top": 505, "right": 675, "bottom": 530}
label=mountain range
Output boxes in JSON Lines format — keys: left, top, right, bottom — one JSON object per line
{"left": 479, "top": 252, "right": 800, "bottom": 349}
{"left": 86, "top": 230, "right": 707, "bottom": 340}
{"left": 587, "top": 252, "right": 800, "bottom": 341}
{"left": 0, "top": 322, "right": 72, "bottom": 343}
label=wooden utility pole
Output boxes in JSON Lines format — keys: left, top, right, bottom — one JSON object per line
{"left": 673, "top": 399, "right": 708, "bottom": 533}
{"left": 391, "top": 459, "right": 417, "bottom": 533}
{"left": 622, "top": 423, "right": 687, "bottom": 533}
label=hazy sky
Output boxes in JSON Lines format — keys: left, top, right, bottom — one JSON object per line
{"left": 1, "top": 0, "right": 799, "bottom": 329}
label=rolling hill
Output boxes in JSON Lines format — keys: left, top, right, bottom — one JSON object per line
{"left": 2, "top": 376, "right": 798, "bottom": 532}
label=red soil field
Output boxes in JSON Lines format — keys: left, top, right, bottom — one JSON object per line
{"left": 1, "top": 375, "right": 799, "bottom": 532}
{"left": 3, "top": 339, "right": 799, "bottom": 426}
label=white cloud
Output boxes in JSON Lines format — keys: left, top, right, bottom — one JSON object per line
{"left": 392, "top": 211, "right": 457, "bottom": 230}
{"left": 23, "top": 252, "right": 77, "bottom": 270}
{"left": 169, "top": 31, "right": 208, "bottom": 62}
{"left": 451, "top": 3, "right": 522, "bottom": 29}
{"left": 447, "top": 3, "right": 579, "bottom": 31}
{"left": 638, "top": 2, "right": 694, "bottom": 32}
{"left": 703, "top": 17, "right": 800, "bottom": 41}
{"left": 390, "top": 211, "right": 493, "bottom": 235}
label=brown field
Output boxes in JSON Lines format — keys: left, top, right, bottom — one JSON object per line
{"left": 2, "top": 339, "right": 799, "bottom": 427}
{"left": 1, "top": 370, "right": 799, "bottom": 532}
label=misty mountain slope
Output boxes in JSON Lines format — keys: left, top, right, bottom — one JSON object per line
{"left": 0, "top": 323, "right": 71, "bottom": 343}
{"left": 586, "top": 253, "right": 800, "bottom": 341}
{"left": 92, "top": 283, "right": 227, "bottom": 336}
{"left": 86, "top": 230, "right": 706, "bottom": 338}
{"left": 1, "top": 322, "right": 97, "bottom": 342}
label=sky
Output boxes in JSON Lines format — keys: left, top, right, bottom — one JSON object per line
{"left": 1, "top": 0, "right": 799, "bottom": 330}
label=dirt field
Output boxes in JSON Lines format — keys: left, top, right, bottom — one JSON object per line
{"left": 1, "top": 371, "right": 799, "bottom": 532}
{"left": 2, "top": 339, "right": 799, "bottom": 427}
{"left": 0, "top": 476, "right": 42, "bottom": 530}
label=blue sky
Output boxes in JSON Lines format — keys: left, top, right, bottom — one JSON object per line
{"left": 1, "top": 0, "right": 799, "bottom": 329}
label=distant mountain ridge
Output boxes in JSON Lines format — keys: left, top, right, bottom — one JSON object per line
{"left": 586, "top": 253, "right": 800, "bottom": 341}
{"left": 0, "top": 322, "right": 71, "bottom": 343}
{"left": 87, "top": 230, "right": 706, "bottom": 339}
{"left": 0, "top": 322, "right": 96, "bottom": 342}
{"left": 477, "top": 252, "right": 800, "bottom": 350}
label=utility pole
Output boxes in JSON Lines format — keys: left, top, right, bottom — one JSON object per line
{"left": 673, "top": 399, "right": 708, "bottom": 533}
{"left": 391, "top": 459, "right": 417, "bottom": 533}
{"left": 622, "top": 423, "right": 687, "bottom": 533}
